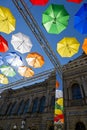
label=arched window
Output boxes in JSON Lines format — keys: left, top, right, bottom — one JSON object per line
{"left": 6, "top": 103, "right": 12, "bottom": 116}
{"left": 39, "top": 96, "right": 46, "bottom": 113}
{"left": 75, "top": 122, "right": 86, "bottom": 130}
{"left": 72, "top": 83, "right": 82, "bottom": 100}
{"left": 0, "top": 103, "right": 8, "bottom": 116}
{"left": 9, "top": 102, "right": 17, "bottom": 115}
{"left": 17, "top": 100, "right": 25, "bottom": 115}
{"left": 23, "top": 99, "right": 30, "bottom": 114}
{"left": 32, "top": 98, "right": 38, "bottom": 113}
{"left": 51, "top": 96, "right": 55, "bottom": 107}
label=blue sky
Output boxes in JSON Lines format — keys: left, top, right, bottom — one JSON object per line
{"left": 0, "top": 0, "right": 87, "bottom": 89}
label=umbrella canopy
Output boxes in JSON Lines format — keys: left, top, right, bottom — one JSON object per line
{"left": 67, "top": 0, "right": 82, "bottom": 4}
{"left": 56, "top": 90, "right": 63, "bottom": 99}
{"left": 0, "top": 74, "right": 8, "bottom": 84}
{"left": 0, "top": 35, "right": 8, "bottom": 52}
{"left": 18, "top": 66, "right": 34, "bottom": 77}
{"left": 4, "top": 52, "right": 23, "bottom": 67}
{"left": 26, "top": 52, "right": 45, "bottom": 68}
{"left": 0, "top": 6, "right": 16, "bottom": 34}
{"left": 55, "top": 109, "right": 63, "bottom": 115}
{"left": 74, "top": 3, "right": 87, "bottom": 34}
{"left": 55, "top": 102, "right": 63, "bottom": 111}
{"left": 0, "top": 56, "right": 4, "bottom": 66}
{"left": 82, "top": 38, "right": 87, "bottom": 54}
{"left": 11, "top": 32, "right": 33, "bottom": 54}
{"left": 0, "top": 65, "right": 16, "bottom": 77}
{"left": 56, "top": 98, "right": 63, "bottom": 106}
{"left": 57, "top": 37, "right": 80, "bottom": 57}
{"left": 42, "top": 4, "right": 70, "bottom": 34}
{"left": 54, "top": 114, "right": 64, "bottom": 122}
{"left": 30, "top": 0, "right": 49, "bottom": 6}
{"left": 56, "top": 80, "right": 59, "bottom": 89}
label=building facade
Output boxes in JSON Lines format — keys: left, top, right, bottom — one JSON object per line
{"left": 0, "top": 71, "right": 56, "bottom": 130}
{"left": 63, "top": 53, "right": 87, "bottom": 130}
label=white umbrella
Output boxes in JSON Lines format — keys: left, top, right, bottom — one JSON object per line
{"left": 5, "top": 52, "right": 23, "bottom": 67}
{"left": 56, "top": 90, "right": 63, "bottom": 99}
{"left": 11, "top": 32, "right": 33, "bottom": 54}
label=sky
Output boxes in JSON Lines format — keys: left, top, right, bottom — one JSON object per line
{"left": 0, "top": 0, "right": 87, "bottom": 90}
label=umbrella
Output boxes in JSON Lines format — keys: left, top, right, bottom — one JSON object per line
{"left": 30, "top": 0, "right": 49, "bottom": 6}
{"left": 55, "top": 109, "right": 63, "bottom": 115}
{"left": 67, "top": 0, "right": 82, "bottom": 4}
{"left": 56, "top": 90, "right": 63, "bottom": 99}
{"left": 0, "top": 35, "right": 8, "bottom": 52}
{"left": 4, "top": 52, "right": 23, "bottom": 67}
{"left": 18, "top": 66, "right": 34, "bottom": 77}
{"left": 74, "top": 3, "right": 87, "bottom": 34}
{"left": 54, "top": 114, "right": 64, "bottom": 122}
{"left": 26, "top": 52, "right": 45, "bottom": 68}
{"left": 0, "top": 6, "right": 16, "bottom": 34}
{"left": 0, "top": 56, "right": 4, "bottom": 66}
{"left": 56, "top": 80, "right": 59, "bottom": 89}
{"left": 42, "top": 4, "right": 70, "bottom": 34}
{"left": 0, "top": 74, "right": 8, "bottom": 84}
{"left": 11, "top": 32, "right": 33, "bottom": 54}
{"left": 57, "top": 37, "right": 80, "bottom": 57}
{"left": 0, "top": 65, "right": 16, "bottom": 77}
{"left": 82, "top": 38, "right": 87, "bottom": 54}
{"left": 55, "top": 102, "right": 63, "bottom": 111}
{"left": 56, "top": 98, "right": 63, "bottom": 106}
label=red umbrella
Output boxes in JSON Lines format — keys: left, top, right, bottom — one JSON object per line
{"left": 0, "top": 35, "right": 8, "bottom": 52}
{"left": 30, "top": 0, "right": 49, "bottom": 6}
{"left": 67, "top": 0, "right": 82, "bottom": 4}
{"left": 54, "top": 114, "right": 64, "bottom": 122}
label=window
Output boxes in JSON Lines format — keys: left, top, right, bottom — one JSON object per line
{"left": 1, "top": 103, "right": 10, "bottom": 116}
{"left": 72, "top": 83, "right": 82, "bottom": 99}
{"left": 39, "top": 96, "right": 46, "bottom": 113}
{"left": 10, "top": 102, "right": 18, "bottom": 115}
{"left": 17, "top": 100, "right": 25, "bottom": 115}
{"left": 51, "top": 96, "right": 55, "bottom": 107}
{"left": 6, "top": 103, "right": 12, "bottom": 115}
{"left": 32, "top": 98, "right": 38, "bottom": 113}
{"left": 23, "top": 99, "right": 30, "bottom": 114}
{"left": 75, "top": 122, "right": 86, "bottom": 130}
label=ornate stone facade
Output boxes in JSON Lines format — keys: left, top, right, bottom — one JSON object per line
{"left": 63, "top": 53, "right": 87, "bottom": 130}
{"left": 0, "top": 71, "right": 56, "bottom": 130}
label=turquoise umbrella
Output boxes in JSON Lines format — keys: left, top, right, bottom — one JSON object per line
{"left": 42, "top": 4, "right": 70, "bottom": 34}
{"left": 0, "top": 65, "right": 16, "bottom": 77}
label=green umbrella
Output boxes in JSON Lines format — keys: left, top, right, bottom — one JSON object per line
{"left": 42, "top": 4, "right": 70, "bottom": 34}
{"left": 55, "top": 102, "right": 64, "bottom": 111}
{"left": 0, "top": 65, "right": 16, "bottom": 77}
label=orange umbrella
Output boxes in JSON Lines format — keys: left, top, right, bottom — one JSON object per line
{"left": 26, "top": 52, "right": 45, "bottom": 68}
{"left": 56, "top": 80, "right": 59, "bottom": 89}
{"left": 18, "top": 66, "right": 34, "bottom": 77}
{"left": 82, "top": 38, "right": 87, "bottom": 54}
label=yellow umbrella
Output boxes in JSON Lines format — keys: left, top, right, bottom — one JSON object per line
{"left": 57, "top": 37, "right": 80, "bottom": 57}
{"left": 26, "top": 52, "right": 45, "bottom": 68}
{"left": 55, "top": 109, "right": 63, "bottom": 115}
{"left": 18, "top": 66, "right": 34, "bottom": 78}
{"left": 56, "top": 98, "right": 63, "bottom": 106}
{"left": 0, "top": 74, "right": 8, "bottom": 84}
{"left": 0, "top": 6, "right": 16, "bottom": 34}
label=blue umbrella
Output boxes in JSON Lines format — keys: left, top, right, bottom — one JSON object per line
{"left": 4, "top": 52, "right": 23, "bottom": 67}
{"left": 74, "top": 3, "right": 87, "bottom": 34}
{"left": 0, "top": 56, "right": 4, "bottom": 66}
